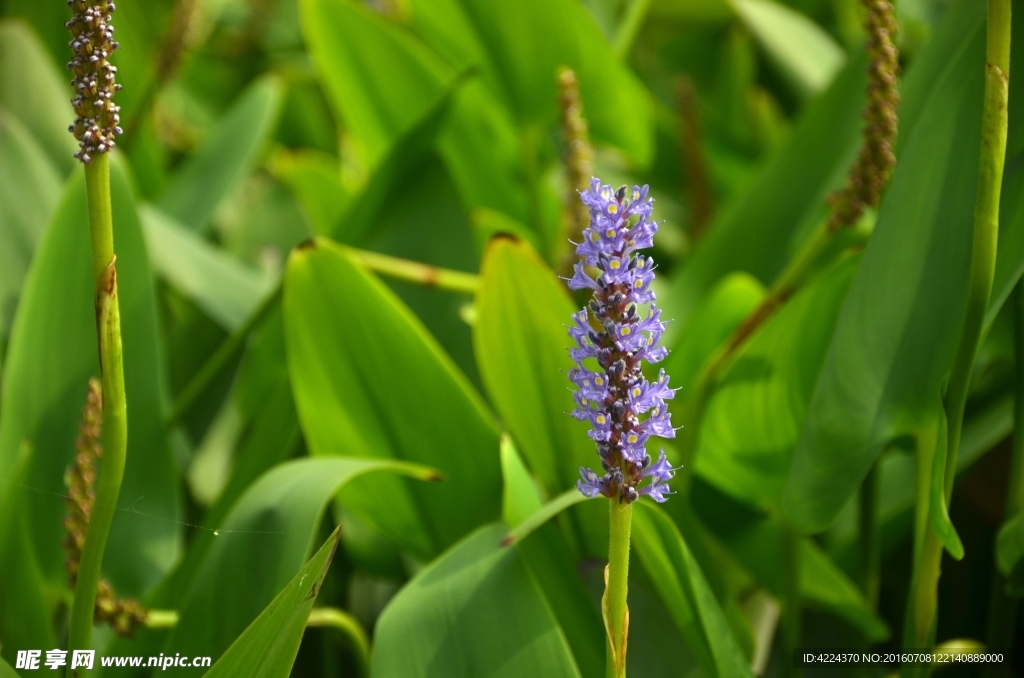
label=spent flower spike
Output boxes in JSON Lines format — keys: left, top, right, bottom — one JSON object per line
{"left": 568, "top": 179, "right": 678, "bottom": 503}
{"left": 66, "top": 0, "right": 123, "bottom": 164}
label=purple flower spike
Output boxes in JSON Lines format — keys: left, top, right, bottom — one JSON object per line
{"left": 567, "top": 179, "right": 679, "bottom": 503}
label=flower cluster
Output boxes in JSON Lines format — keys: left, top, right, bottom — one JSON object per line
{"left": 568, "top": 179, "right": 677, "bottom": 503}
{"left": 67, "top": 0, "right": 123, "bottom": 164}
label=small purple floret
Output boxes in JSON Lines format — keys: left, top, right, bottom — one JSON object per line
{"left": 567, "top": 179, "right": 679, "bottom": 503}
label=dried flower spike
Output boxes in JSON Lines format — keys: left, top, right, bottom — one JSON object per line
{"left": 66, "top": 0, "right": 123, "bottom": 164}
{"left": 557, "top": 68, "right": 595, "bottom": 275}
{"left": 63, "top": 378, "right": 147, "bottom": 636}
{"left": 568, "top": 179, "right": 677, "bottom": 504}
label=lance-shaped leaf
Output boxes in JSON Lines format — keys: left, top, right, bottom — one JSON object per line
{"left": 202, "top": 526, "right": 343, "bottom": 678}
{"left": 372, "top": 524, "right": 582, "bottom": 678}
{"left": 163, "top": 457, "right": 436, "bottom": 673}
{"left": 783, "top": 8, "right": 987, "bottom": 533}
{"left": 158, "top": 76, "right": 284, "bottom": 232}
{"left": 631, "top": 502, "right": 754, "bottom": 678}
{"left": 996, "top": 513, "right": 1024, "bottom": 597}
{"left": 0, "top": 107, "right": 62, "bottom": 339}
{"left": 0, "top": 159, "right": 179, "bottom": 596}
{"left": 284, "top": 238, "right": 502, "bottom": 558}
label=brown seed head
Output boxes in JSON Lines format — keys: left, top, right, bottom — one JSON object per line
{"left": 66, "top": 0, "right": 123, "bottom": 164}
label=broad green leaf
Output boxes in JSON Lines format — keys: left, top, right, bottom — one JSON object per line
{"left": 301, "top": 0, "right": 454, "bottom": 166}
{"left": 0, "top": 655, "right": 16, "bottom": 678}
{"left": 729, "top": 0, "right": 845, "bottom": 99}
{"left": 631, "top": 502, "right": 753, "bottom": 678}
{"left": 783, "top": 11, "right": 987, "bottom": 533}
{"left": 284, "top": 238, "right": 502, "bottom": 558}
{"left": 504, "top": 489, "right": 590, "bottom": 547}
{"left": 474, "top": 238, "right": 606, "bottom": 554}
{"left": 694, "top": 255, "right": 858, "bottom": 510}
{"left": 407, "top": 0, "right": 654, "bottom": 165}
{"left": 662, "top": 272, "right": 765, "bottom": 395}
{"left": 996, "top": 513, "right": 1024, "bottom": 597}
{"left": 0, "top": 445, "right": 54, "bottom": 667}
{"left": 0, "top": 160, "right": 179, "bottom": 597}
{"left": 202, "top": 526, "right": 343, "bottom": 678}
{"left": 140, "top": 205, "right": 275, "bottom": 331}
{"left": 372, "top": 524, "right": 582, "bottom": 678}
{"left": 0, "top": 21, "right": 77, "bottom": 174}
{"left": 0, "top": 108, "right": 62, "bottom": 338}
{"left": 474, "top": 238, "right": 590, "bottom": 497}
{"left": 499, "top": 436, "right": 604, "bottom": 678}
{"left": 163, "top": 457, "right": 435, "bottom": 674}
{"left": 158, "top": 76, "right": 284, "bottom": 232}
{"left": 661, "top": 50, "right": 866, "bottom": 337}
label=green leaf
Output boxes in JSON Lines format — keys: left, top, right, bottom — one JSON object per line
{"left": 0, "top": 20, "right": 77, "bottom": 174}
{"left": 0, "top": 159, "right": 180, "bottom": 596}
{"left": 158, "top": 76, "right": 285, "bottom": 232}
{"left": 271, "top": 149, "right": 349, "bottom": 237}
{"left": 996, "top": 513, "right": 1024, "bottom": 597}
{"left": 631, "top": 502, "right": 754, "bottom": 678}
{"left": 201, "top": 526, "right": 343, "bottom": 678}
{"left": 372, "top": 524, "right": 582, "bottom": 678}
{"left": 0, "top": 444, "right": 54, "bottom": 667}
{"left": 504, "top": 489, "right": 590, "bottom": 547}
{"left": 660, "top": 50, "right": 866, "bottom": 336}
{"left": 474, "top": 238, "right": 589, "bottom": 497}
{"left": 163, "top": 457, "right": 435, "bottom": 673}
{"left": 499, "top": 436, "right": 604, "bottom": 678}
{"left": 662, "top": 272, "right": 765, "bottom": 395}
{"left": 140, "top": 205, "right": 275, "bottom": 331}
{"left": 0, "top": 108, "right": 62, "bottom": 338}
{"left": 301, "top": 0, "right": 454, "bottom": 166}
{"left": 927, "top": 406, "right": 964, "bottom": 560}
{"left": 407, "top": 0, "right": 654, "bottom": 165}
{"left": 0, "top": 654, "right": 16, "bottom": 678}
{"left": 694, "top": 255, "right": 859, "bottom": 510}
{"left": 783, "top": 9, "right": 987, "bottom": 533}
{"left": 284, "top": 237, "right": 502, "bottom": 558}
{"left": 729, "top": 0, "right": 845, "bottom": 99}
{"left": 474, "top": 238, "right": 607, "bottom": 554}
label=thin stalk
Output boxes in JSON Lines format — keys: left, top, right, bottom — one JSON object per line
{"left": 859, "top": 460, "right": 882, "bottom": 612}
{"left": 68, "top": 155, "right": 129, "bottom": 676}
{"left": 781, "top": 524, "right": 802, "bottom": 678}
{"left": 904, "top": 0, "right": 1010, "bottom": 668}
{"left": 605, "top": 499, "right": 633, "bottom": 678}
{"left": 344, "top": 247, "right": 479, "bottom": 294}
{"left": 983, "top": 279, "right": 1024, "bottom": 678}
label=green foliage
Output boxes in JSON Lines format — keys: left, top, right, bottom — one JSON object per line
{"left": 1, "top": 0, "right": 1022, "bottom": 675}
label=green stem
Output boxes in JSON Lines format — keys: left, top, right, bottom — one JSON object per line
{"left": 605, "top": 499, "right": 632, "bottom": 678}
{"left": 859, "top": 460, "right": 881, "bottom": 612}
{"left": 781, "top": 524, "right": 802, "bottom": 678}
{"left": 983, "top": 279, "right": 1024, "bottom": 678}
{"left": 68, "top": 155, "right": 129, "bottom": 677}
{"left": 904, "top": 2, "right": 1010, "bottom": 671}
{"left": 344, "top": 247, "right": 480, "bottom": 294}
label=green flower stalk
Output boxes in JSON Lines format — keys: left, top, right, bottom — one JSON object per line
{"left": 65, "top": 0, "right": 130, "bottom": 672}
{"left": 904, "top": 0, "right": 1010, "bottom": 671}
{"left": 567, "top": 180, "right": 677, "bottom": 677}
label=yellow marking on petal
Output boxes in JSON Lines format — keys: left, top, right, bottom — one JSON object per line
{"left": 627, "top": 433, "right": 638, "bottom": 444}
{"left": 608, "top": 203, "right": 619, "bottom": 214}
{"left": 632, "top": 387, "right": 641, "bottom": 397}
{"left": 609, "top": 260, "right": 621, "bottom": 270}
{"left": 605, "top": 228, "right": 616, "bottom": 238}
{"left": 595, "top": 376, "right": 604, "bottom": 385}
{"left": 596, "top": 415, "right": 607, "bottom": 424}
{"left": 632, "top": 189, "right": 640, "bottom": 201}
{"left": 648, "top": 335, "right": 654, "bottom": 345}
{"left": 581, "top": 398, "right": 588, "bottom": 406}
{"left": 601, "top": 187, "right": 612, "bottom": 198}
{"left": 621, "top": 327, "right": 631, "bottom": 336}
{"left": 590, "top": 231, "right": 600, "bottom": 242}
